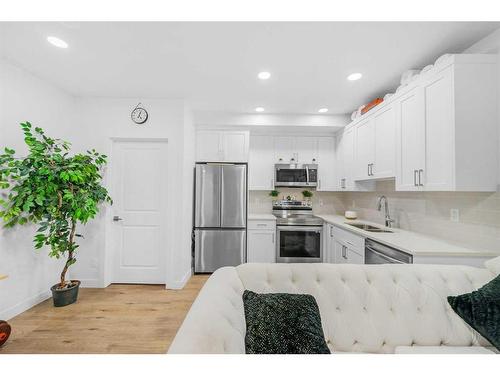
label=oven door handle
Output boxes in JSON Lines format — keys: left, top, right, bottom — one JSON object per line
{"left": 366, "top": 245, "right": 405, "bottom": 264}
{"left": 277, "top": 226, "right": 322, "bottom": 232}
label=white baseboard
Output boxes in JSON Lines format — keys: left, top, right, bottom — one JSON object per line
{"left": 78, "top": 278, "right": 102, "bottom": 288}
{"left": 166, "top": 269, "right": 192, "bottom": 289}
{"left": 0, "top": 290, "right": 51, "bottom": 320}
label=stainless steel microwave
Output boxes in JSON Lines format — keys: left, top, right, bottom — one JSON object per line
{"left": 274, "top": 163, "right": 318, "bottom": 187}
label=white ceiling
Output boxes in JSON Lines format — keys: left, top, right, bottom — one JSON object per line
{"left": 1, "top": 22, "right": 498, "bottom": 115}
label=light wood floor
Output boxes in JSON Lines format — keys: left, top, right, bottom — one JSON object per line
{"left": 0, "top": 275, "right": 209, "bottom": 354}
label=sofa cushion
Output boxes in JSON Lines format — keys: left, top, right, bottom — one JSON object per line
{"left": 447, "top": 274, "right": 500, "bottom": 350}
{"left": 242, "top": 290, "right": 330, "bottom": 354}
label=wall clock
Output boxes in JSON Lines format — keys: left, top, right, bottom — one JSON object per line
{"left": 131, "top": 103, "right": 148, "bottom": 125}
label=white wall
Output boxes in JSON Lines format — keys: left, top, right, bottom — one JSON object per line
{"left": 463, "top": 28, "right": 500, "bottom": 182}
{"left": 72, "top": 97, "right": 194, "bottom": 289}
{"left": 0, "top": 59, "right": 76, "bottom": 319}
{"left": 1, "top": 60, "right": 196, "bottom": 319}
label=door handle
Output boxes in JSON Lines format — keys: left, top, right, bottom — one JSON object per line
{"left": 418, "top": 169, "right": 424, "bottom": 186}
{"left": 413, "top": 170, "right": 418, "bottom": 186}
{"left": 113, "top": 216, "right": 123, "bottom": 222}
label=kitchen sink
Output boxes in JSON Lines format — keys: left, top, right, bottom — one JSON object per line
{"left": 346, "top": 223, "right": 393, "bottom": 233}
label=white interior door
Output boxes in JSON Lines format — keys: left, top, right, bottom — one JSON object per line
{"left": 111, "top": 140, "right": 168, "bottom": 284}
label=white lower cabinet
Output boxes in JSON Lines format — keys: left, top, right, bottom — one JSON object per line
{"left": 247, "top": 219, "right": 276, "bottom": 263}
{"left": 324, "top": 223, "right": 365, "bottom": 264}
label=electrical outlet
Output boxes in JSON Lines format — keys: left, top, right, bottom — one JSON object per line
{"left": 450, "top": 209, "right": 460, "bottom": 222}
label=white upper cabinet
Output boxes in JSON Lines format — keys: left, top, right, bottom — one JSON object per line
{"left": 274, "top": 136, "right": 295, "bottom": 163}
{"left": 354, "top": 118, "right": 374, "bottom": 180}
{"left": 372, "top": 105, "right": 396, "bottom": 178}
{"left": 196, "top": 130, "right": 249, "bottom": 162}
{"left": 396, "top": 86, "right": 424, "bottom": 191}
{"left": 395, "top": 55, "right": 498, "bottom": 191}
{"left": 354, "top": 104, "right": 396, "bottom": 181}
{"left": 249, "top": 135, "right": 275, "bottom": 190}
{"left": 274, "top": 136, "right": 318, "bottom": 164}
{"left": 317, "top": 137, "right": 336, "bottom": 191}
{"left": 294, "top": 137, "right": 319, "bottom": 164}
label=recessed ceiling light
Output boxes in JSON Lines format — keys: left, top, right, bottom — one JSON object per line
{"left": 318, "top": 108, "right": 329, "bottom": 113}
{"left": 255, "top": 107, "right": 265, "bottom": 112}
{"left": 258, "top": 71, "right": 271, "bottom": 80}
{"left": 47, "top": 36, "right": 68, "bottom": 49}
{"left": 347, "top": 73, "right": 362, "bottom": 81}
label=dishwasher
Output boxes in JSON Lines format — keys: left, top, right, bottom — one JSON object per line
{"left": 365, "top": 239, "right": 413, "bottom": 264}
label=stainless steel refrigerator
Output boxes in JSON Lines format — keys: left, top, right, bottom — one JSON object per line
{"left": 193, "top": 163, "right": 247, "bottom": 273}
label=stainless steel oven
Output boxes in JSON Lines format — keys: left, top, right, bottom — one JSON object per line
{"left": 274, "top": 163, "right": 318, "bottom": 188}
{"left": 273, "top": 200, "right": 323, "bottom": 263}
{"left": 277, "top": 225, "right": 323, "bottom": 263}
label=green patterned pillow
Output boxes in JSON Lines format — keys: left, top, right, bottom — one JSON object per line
{"left": 447, "top": 274, "right": 500, "bottom": 351}
{"left": 242, "top": 290, "right": 330, "bottom": 354}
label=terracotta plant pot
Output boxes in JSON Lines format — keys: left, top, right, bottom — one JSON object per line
{"left": 51, "top": 280, "right": 81, "bottom": 307}
{"left": 0, "top": 320, "right": 11, "bottom": 347}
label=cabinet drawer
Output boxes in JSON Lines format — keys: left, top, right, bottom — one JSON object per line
{"left": 332, "top": 226, "right": 364, "bottom": 250}
{"left": 248, "top": 220, "right": 276, "bottom": 230}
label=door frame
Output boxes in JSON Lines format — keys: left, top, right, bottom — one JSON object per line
{"left": 103, "top": 137, "right": 169, "bottom": 287}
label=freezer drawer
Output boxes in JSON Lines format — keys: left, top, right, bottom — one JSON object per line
{"left": 194, "top": 229, "right": 246, "bottom": 273}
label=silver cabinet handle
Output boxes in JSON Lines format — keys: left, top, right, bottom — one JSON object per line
{"left": 113, "top": 216, "right": 123, "bottom": 222}
{"left": 418, "top": 169, "right": 424, "bottom": 186}
{"left": 256, "top": 223, "right": 267, "bottom": 227}
{"left": 414, "top": 170, "right": 418, "bottom": 186}
{"left": 342, "top": 245, "right": 348, "bottom": 259}
{"left": 329, "top": 225, "right": 333, "bottom": 237}
{"left": 318, "top": 179, "right": 321, "bottom": 190}
{"left": 370, "top": 163, "right": 374, "bottom": 176}
{"left": 367, "top": 164, "right": 370, "bottom": 176}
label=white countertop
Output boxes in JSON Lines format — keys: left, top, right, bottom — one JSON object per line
{"left": 316, "top": 214, "right": 499, "bottom": 258}
{"left": 248, "top": 213, "right": 276, "bottom": 221}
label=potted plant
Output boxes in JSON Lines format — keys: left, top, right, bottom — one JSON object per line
{"left": 269, "top": 189, "right": 280, "bottom": 204}
{"left": 302, "top": 190, "right": 313, "bottom": 202}
{"left": 0, "top": 122, "right": 112, "bottom": 307}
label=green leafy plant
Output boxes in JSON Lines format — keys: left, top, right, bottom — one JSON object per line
{"left": 302, "top": 190, "right": 313, "bottom": 199}
{"left": 0, "top": 122, "right": 112, "bottom": 289}
{"left": 269, "top": 189, "right": 280, "bottom": 198}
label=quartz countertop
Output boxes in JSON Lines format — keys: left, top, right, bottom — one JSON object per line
{"left": 316, "top": 214, "right": 499, "bottom": 258}
{"left": 248, "top": 213, "right": 277, "bottom": 221}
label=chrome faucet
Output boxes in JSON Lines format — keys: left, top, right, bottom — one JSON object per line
{"left": 377, "top": 195, "right": 395, "bottom": 228}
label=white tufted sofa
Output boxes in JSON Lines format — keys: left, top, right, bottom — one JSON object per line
{"left": 169, "top": 259, "right": 500, "bottom": 354}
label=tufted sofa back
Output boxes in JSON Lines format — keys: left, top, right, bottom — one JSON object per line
{"left": 168, "top": 263, "right": 495, "bottom": 354}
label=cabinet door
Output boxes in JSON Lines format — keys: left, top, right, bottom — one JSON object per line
{"left": 196, "top": 131, "right": 222, "bottom": 162}
{"left": 354, "top": 119, "right": 374, "bottom": 180}
{"left": 247, "top": 230, "right": 276, "bottom": 263}
{"left": 222, "top": 131, "right": 249, "bottom": 162}
{"left": 373, "top": 105, "right": 396, "bottom": 179}
{"left": 422, "top": 67, "right": 454, "bottom": 191}
{"left": 317, "top": 137, "right": 336, "bottom": 191}
{"left": 342, "top": 127, "right": 357, "bottom": 190}
{"left": 249, "top": 135, "right": 275, "bottom": 190}
{"left": 295, "top": 137, "right": 318, "bottom": 164}
{"left": 335, "top": 133, "right": 345, "bottom": 190}
{"left": 274, "top": 136, "right": 295, "bottom": 163}
{"left": 396, "top": 87, "right": 425, "bottom": 191}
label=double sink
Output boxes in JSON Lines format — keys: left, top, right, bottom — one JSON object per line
{"left": 346, "top": 223, "right": 393, "bottom": 233}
